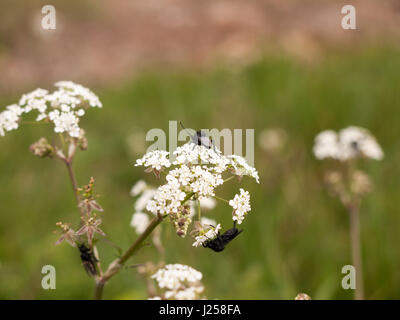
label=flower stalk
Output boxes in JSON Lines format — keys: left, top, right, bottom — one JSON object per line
{"left": 94, "top": 192, "right": 196, "bottom": 299}
{"left": 93, "top": 214, "right": 165, "bottom": 299}
{"left": 64, "top": 159, "right": 85, "bottom": 218}
{"left": 348, "top": 201, "right": 364, "bottom": 300}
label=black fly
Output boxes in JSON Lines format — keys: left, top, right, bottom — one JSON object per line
{"left": 203, "top": 222, "right": 243, "bottom": 252}
{"left": 78, "top": 244, "right": 97, "bottom": 276}
{"left": 180, "top": 121, "right": 215, "bottom": 149}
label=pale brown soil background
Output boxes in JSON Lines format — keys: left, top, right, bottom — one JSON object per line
{"left": 0, "top": 0, "right": 399, "bottom": 93}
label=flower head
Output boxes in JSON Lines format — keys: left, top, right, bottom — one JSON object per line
{"left": 1, "top": 81, "right": 102, "bottom": 138}
{"left": 135, "top": 150, "right": 171, "bottom": 177}
{"left": 229, "top": 188, "right": 251, "bottom": 224}
{"left": 0, "top": 105, "right": 23, "bottom": 136}
{"left": 130, "top": 180, "right": 147, "bottom": 197}
{"left": 192, "top": 222, "right": 221, "bottom": 247}
{"left": 228, "top": 155, "right": 260, "bottom": 183}
{"left": 130, "top": 212, "right": 150, "bottom": 234}
{"left": 151, "top": 264, "right": 204, "bottom": 300}
{"left": 135, "top": 140, "right": 257, "bottom": 240}
{"left": 313, "top": 126, "right": 383, "bottom": 161}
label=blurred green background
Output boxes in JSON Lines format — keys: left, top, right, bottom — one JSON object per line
{"left": 0, "top": 1, "right": 400, "bottom": 299}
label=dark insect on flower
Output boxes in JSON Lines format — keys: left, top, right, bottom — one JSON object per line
{"left": 78, "top": 244, "right": 97, "bottom": 277}
{"left": 180, "top": 121, "right": 214, "bottom": 149}
{"left": 203, "top": 222, "right": 243, "bottom": 252}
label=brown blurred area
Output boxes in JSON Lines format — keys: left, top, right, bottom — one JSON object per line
{"left": 0, "top": 0, "right": 399, "bottom": 94}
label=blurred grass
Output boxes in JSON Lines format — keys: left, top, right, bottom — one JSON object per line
{"left": 0, "top": 46, "right": 400, "bottom": 299}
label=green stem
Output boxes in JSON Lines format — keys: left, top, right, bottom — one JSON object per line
{"left": 94, "top": 191, "right": 196, "bottom": 300}
{"left": 94, "top": 215, "right": 165, "bottom": 300}
{"left": 197, "top": 199, "right": 201, "bottom": 221}
{"left": 59, "top": 133, "right": 67, "bottom": 154}
{"left": 213, "top": 195, "right": 229, "bottom": 204}
{"left": 223, "top": 175, "right": 236, "bottom": 183}
{"left": 20, "top": 121, "right": 49, "bottom": 125}
{"left": 64, "top": 159, "right": 84, "bottom": 218}
{"left": 349, "top": 202, "right": 364, "bottom": 300}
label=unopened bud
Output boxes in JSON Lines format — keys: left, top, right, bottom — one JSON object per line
{"left": 176, "top": 230, "right": 184, "bottom": 237}
{"left": 178, "top": 218, "right": 186, "bottom": 227}
{"left": 78, "top": 129, "right": 88, "bottom": 150}
{"left": 351, "top": 170, "right": 372, "bottom": 196}
{"left": 29, "top": 138, "right": 54, "bottom": 158}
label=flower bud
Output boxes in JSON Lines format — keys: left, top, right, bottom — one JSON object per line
{"left": 78, "top": 129, "right": 88, "bottom": 151}
{"left": 351, "top": 170, "right": 372, "bottom": 196}
{"left": 29, "top": 137, "right": 54, "bottom": 158}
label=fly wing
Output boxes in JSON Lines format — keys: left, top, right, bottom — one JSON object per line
{"left": 82, "top": 259, "right": 97, "bottom": 277}
{"left": 220, "top": 227, "right": 243, "bottom": 244}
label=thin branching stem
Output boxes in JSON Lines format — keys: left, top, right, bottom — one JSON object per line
{"left": 197, "top": 199, "right": 201, "bottom": 221}
{"left": 64, "top": 159, "right": 85, "bottom": 218}
{"left": 223, "top": 175, "right": 236, "bottom": 183}
{"left": 213, "top": 195, "right": 229, "bottom": 204}
{"left": 93, "top": 192, "right": 196, "bottom": 300}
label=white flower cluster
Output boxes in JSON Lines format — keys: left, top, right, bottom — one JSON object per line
{"left": 152, "top": 264, "right": 204, "bottom": 300}
{"left": 192, "top": 223, "right": 221, "bottom": 247}
{"left": 229, "top": 188, "right": 251, "bottom": 224}
{"left": 130, "top": 180, "right": 158, "bottom": 234}
{"left": 313, "top": 127, "right": 383, "bottom": 161}
{"left": 135, "top": 150, "right": 171, "bottom": 172}
{"left": 136, "top": 143, "right": 257, "bottom": 218}
{"left": 130, "top": 212, "right": 150, "bottom": 234}
{"left": 130, "top": 180, "right": 147, "bottom": 197}
{"left": 200, "top": 216, "right": 217, "bottom": 227}
{"left": 228, "top": 155, "right": 260, "bottom": 183}
{"left": 134, "top": 142, "right": 257, "bottom": 239}
{"left": 0, "top": 104, "right": 23, "bottom": 136}
{"left": 199, "top": 197, "right": 217, "bottom": 210}
{"left": 0, "top": 81, "right": 102, "bottom": 138}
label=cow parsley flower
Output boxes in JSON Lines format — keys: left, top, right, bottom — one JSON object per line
{"left": 192, "top": 223, "right": 221, "bottom": 247}
{"left": 199, "top": 198, "right": 217, "bottom": 210}
{"left": 313, "top": 130, "right": 340, "bottom": 160}
{"left": 0, "top": 105, "right": 23, "bottom": 136}
{"left": 48, "top": 109, "right": 81, "bottom": 137}
{"left": 200, "top": 216, "right": 217, "bottom": 227}
{"left": 130, "top": 212, "right": 150, "bottom": 234}
{"left": 134, "top": 189, "right": 157, "bottom": 212}
{"left": 229, "top": 188, "right": 251, "bottom": 224}
{"left": 151, "top": 264, "right": 204, "bottom": 300}
{"left": 136, "top": 140, "right": 257, "bottom": 240}
{"left": 146, "top": 181, "right": 187, "bottom": 215}
{"left": 1, "top": 81, "right": 102, "bottom": 138}
{"left": 172, "top": 143, "right": 230, "bottom": 171}
{"left": 130, "top": 180, "right": 147, "bottom": 197}
{"left": 228, "top": 155, "right": 260, "bottom": 183}
{"left": 313, "top": 127, "right": 383, "bottom": 161}
{"left": 53, "top": 81, "right": 102, "bottom": 108}
{"left": 135, "top": 150, "right": 171, "bottom": 172}
{"left": 338, "top": 126, "right": 383, "bottom": 160}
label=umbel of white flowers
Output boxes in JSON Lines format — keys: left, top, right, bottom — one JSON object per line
{"left": 150, "top": 264, "right": 205, "bottom": 300}
{"left": 0, "top": 81, "right": 102, "bottom": 138}
{"left": 134, "top": 142, "right": 259, "bottom": 247}
{"left": 313, "top": 126, "right": 383, "bottom": 161}
{"left": 130, "top": 181, "right": 219, "bottom": 239}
